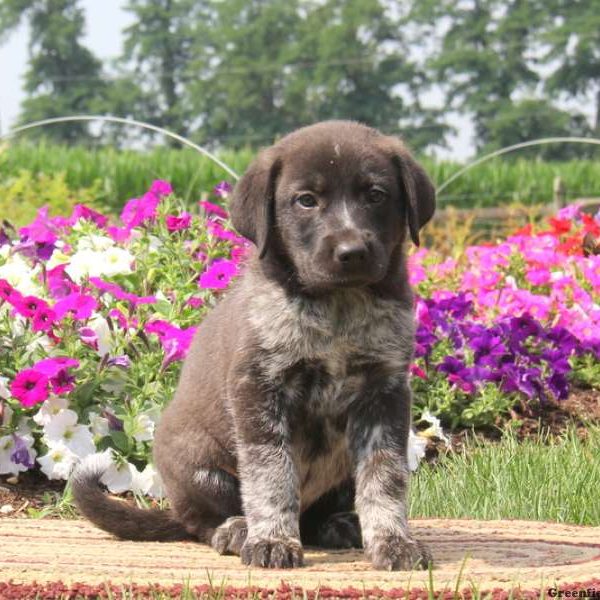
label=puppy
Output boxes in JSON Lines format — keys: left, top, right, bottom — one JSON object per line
{"left": 72, "top": 120, "right": 435, "bottom": 571}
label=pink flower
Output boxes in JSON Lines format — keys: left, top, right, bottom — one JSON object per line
{"left": 10, "top": 369, "right": 50, "bottom": 407}
{"left": 165, "top": 212, "right": 192, "bottom": 232}
{"left": 149, "top": 180, "right": 173, "bottom": 197}
{"left": 199, "top": 259, "right": 238, "bottom": 289}
{"left": 69, "top": 204, "right": 108, "bottom": 228}
{"left": 0, "top": 279, "right": 23, "bottom": 305}
{"left": 526, "top": 267, "right": 551, "bottom": 286}
{"left": 108, "top": 308, "right": 130, "bottom": 330}
{"left": 47, "top": 265, "right": 77, "bottom": 300}
{"left": 33, "top": 357, "right": 79, "bottom": 377}
{"left": 199, "top": 200, "right": 228, "bottom": 219}
{"left": 106, "top": 225, "right": 132, "bottom": 243}
{"left": 79, "top": 326, "right": 98, "bottom": 350}
{"left": 410, "top": 364, "right": 427, "bottom": 379}
{"left": 89, "top": 277, "right": 156, "bottom": 306}
{"left": 19, "top": 206, "right": 58, "bottom": 244}
{"left": 54, "top": 293, "right": 98, "bottom": 320}
{"left": 32, "top": 306, "right": 57, "bottom": 332}
{"left": 13, "top": 295, "right": 49, "bottom": 318}
{"left": 206, "top": 221, "right": 246, "bottom": 245}
{"left": 120, "top": 192, "right": 161, "bottom": 228}
{"left": 186, "top": 297, "right": 204, "bottom": 309}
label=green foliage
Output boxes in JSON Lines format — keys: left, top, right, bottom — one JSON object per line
{"left": 0, "top": 169, "right": 100, "bottom": 227}
{"left": 410, "top": 426, "right": 600, "bottom": 525}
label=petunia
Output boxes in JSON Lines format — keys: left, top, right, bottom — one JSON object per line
{"left": 37, "top": 442, "right": 78, "bottom": 480}
{"left": 13, "top": 295, "right": 49, "bottom": 318}
{"left": 54, "top": 293, "right": 98, "bottom": 320}
{"left": 165, "top": 212, "right": 192, "bottom": 232}
{"left": 43, "top": 409, "right": 95, "bottom": 458}
{"left": 10, "top": 369, "right": 50, "bottom": 407}
{"left": 213, "top": 181, "right": 233, "bottom": 198}
{"left": 199, "top": 259, "right": 238, "bottom": 290}
{"left": 149, "top": 180, "right": 173, "bottom": 197}
{"left": 199, "top": 200, "right": 228, "bottom": 219}
{"left": 10, "top": 434, "right": 35, "bottom": 468}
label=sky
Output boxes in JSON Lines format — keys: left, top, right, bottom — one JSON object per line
{"left": 0, "top": 0, "right": 475, "bottom": 159}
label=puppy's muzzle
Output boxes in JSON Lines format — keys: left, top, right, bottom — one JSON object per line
{"left": 334, "top": 239, "right": 369, "bottom": 266}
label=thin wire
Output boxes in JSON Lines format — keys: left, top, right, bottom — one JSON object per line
{"left": 436, "top": 137, "right": 600, "bottom": 198}
{"left": 0, "top": 115, "right": 240, "bottom": 181}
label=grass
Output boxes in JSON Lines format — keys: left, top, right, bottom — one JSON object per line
{"left": 1, "top": 141, "right": 599, "bottom": 214}
{"left": 409, "top": 425, "right": 600, "bottom": 525}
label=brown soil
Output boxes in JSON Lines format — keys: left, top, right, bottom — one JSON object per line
{"left": 2, "top": 388, "right": 599, "bottom": 518}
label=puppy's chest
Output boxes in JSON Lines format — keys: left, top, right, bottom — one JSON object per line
{"left": 249, "top": 287, "right": 414, "bottom": 415}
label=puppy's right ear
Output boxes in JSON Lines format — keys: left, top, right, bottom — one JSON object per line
{"left": 229, "top": 150, "right": 282, "bottom": 259}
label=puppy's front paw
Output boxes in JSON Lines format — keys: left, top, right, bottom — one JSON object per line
{"left": 211, "top": 517, "right": 248, "bottom": 556}
{"left": 240, "top": 537, "right": 304, "bottom": 568}
{"left": 366, "top": 535, "right": 432, "bottom": 571}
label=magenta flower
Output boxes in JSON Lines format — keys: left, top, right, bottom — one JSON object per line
{"left": 0, "top": 279, "right": 23, "bottom": 305}
{"left": 10, "top": 369, "right": 50, "bottom": 407}
{"left": 47, "top": 265, "right": 77, "bottom": 300}
{"left": 32, "top": 306, "right": 57, "bottom": 333}
{"left": 120, "top": 192, "right": 161, "bottom": 229}
{"left": 89, "top": 277, "right": 156, "bottom": 306}
{"left": 106, "top": 225, "right": 132, "bottom": 243}
{"left": 69, "top": 204, "right": 108, "bottom": 228}
{"left": 33, "top": 357, "right": 79, "bottom": 377}
{"left": 79, "top": 326, "right": 99, "bottom": 350}
{"left": 13, "top": 295, "right": 49, "bottom": 318}
{"left": 186, "top": 296, "right": 204, "bottom": 308}
{"left": 149, "top": 180, "right": 173, "bottom": 197}
{"left": 206, "top": 221, "right": 246, "bottom": 245}
{"left": 19, "top": 206, "right": 58, "bottom": 245}
{"left": 165, "top": 212, "right": 192, "bottom": 232}
{"left": 199, "top": 259, "right": 238, "bottom": 289}
{"left": 54, "top": 293, "right": 98, "bottom": 320}
{"left": 199, "top": 200, "right": 228, "bottom": 219}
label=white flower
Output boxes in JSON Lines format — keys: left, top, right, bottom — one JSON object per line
{"left": 147, "top": 235, "right": 163, "bottom": 253}
{"left": 132, "top": 463, "right": 165, "bottom": 498}
{"left": 99, "top": 247, "right": 134, "bottom": 277}
{"left": 407, "top": 430, "right": 427, "bottom": 472}
{"left": 87, "top": 314, "right": 115, "bottom": 356}
{"left": 0, "top": 255, "right": 42, "bottom": 295}
{"left": 88, "top": 411, "right": 110, "bottom": 437}
{"left": 44, "top": 409, "right": 95, "bottom": 458}
{"left": 77, "top": 234, "right": 115, "bottom": 252}
{"left": 418, "top": 410, "right": 451, "bottom": 448}
{"left": 129, "top": 413, "right": 155, "bottom": 442}
{"left": 37, "top": 442, "right": 78, "bottom": 480}
{"left": 65, "top": 249, "right": 105, "bottom": 283}
{"left": 34, "top": 396, "right": 69, "bottom": 427}
{"left": 0, "top": 376, "right": 11, "bottom": 400}
{"left": 101, "top": 459, "right": 136, "bottom": 494}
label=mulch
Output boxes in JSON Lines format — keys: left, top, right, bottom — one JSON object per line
{"left": 1, "top": 517, "right": 600, "bottom": 598}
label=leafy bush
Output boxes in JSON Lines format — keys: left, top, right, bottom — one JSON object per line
{"left": 0, "top": 170, "right": 100, "bottom": 228}
{"left": 0, "top": 180, "right": 598, "bottom": 494}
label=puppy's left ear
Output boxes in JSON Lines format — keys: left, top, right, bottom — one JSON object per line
{"left": 384, "top": 139, "right": 436, "bottom": 247}
{"left": 229, "top": 149, "right": 282, "bottom": 259}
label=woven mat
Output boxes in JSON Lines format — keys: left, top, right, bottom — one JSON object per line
{"left": 1, "top": 518, "right": 599, "bottom": 593}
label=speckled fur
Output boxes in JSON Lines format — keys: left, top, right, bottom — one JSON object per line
{"left": 70, "top": 120, "right": 435, "bottom": 571}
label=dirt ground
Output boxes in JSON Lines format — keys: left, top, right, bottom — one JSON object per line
{"left": 1, "top": 387, "right": 599, "bottom": 519}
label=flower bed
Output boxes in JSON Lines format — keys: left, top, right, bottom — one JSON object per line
{"left": 0, "top": 181, "right": 598, "bottom": 495}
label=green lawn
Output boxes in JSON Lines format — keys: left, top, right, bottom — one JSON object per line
{"left": 410, "top": 426, "right": 600, "bottom": 525}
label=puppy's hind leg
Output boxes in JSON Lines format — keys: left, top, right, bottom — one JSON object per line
{"left": 169, "top": 467, "right": 244, "bottom": 547}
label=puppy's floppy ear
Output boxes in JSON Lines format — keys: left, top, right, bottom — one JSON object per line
{"left": 229, "top": 150, "right": 282, "bottom": 259}
{"left": 383, "top": 138, "right": 436, "bottom": 247}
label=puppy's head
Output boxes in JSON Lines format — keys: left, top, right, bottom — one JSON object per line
{"left": 229, "top": 120, "right": 435, "bottom": 293}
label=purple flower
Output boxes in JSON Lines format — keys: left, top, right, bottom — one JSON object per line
{"left": 10, "top": 435, "right": 34, "bottom": 468}
{"left": 213, "top": 181, "right": 233, "bottom": 198}
{"left": 107, "top": 355, "right": 131, "bottom": 369}
{"left": 547, "top": 372, "right": 569, "bottom": 400}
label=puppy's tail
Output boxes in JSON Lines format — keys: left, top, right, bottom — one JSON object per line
{"left": 70, "top": 453, "right": 191, "bottom": 541}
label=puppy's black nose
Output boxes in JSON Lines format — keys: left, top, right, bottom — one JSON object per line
{"left": 334, "top": 240, "right": 368, "bottom": 264}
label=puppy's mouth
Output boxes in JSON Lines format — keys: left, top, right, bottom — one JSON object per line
{"left": 300, "top": 263, "right": 387, "bottom": 292}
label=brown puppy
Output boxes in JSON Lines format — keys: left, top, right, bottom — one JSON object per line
{"left": 71, "top": 120, "right": 435, "bottom": 571}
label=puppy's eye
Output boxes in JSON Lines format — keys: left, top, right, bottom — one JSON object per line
{"left": 367, "top": 187, "right": 388, "bottom": 204}
{"left": 296, "top": 194, "right": 318, "bottom": 208}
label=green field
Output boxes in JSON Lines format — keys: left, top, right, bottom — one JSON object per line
{"left": 1, "top": 142, "right": 599, "bottom": 215}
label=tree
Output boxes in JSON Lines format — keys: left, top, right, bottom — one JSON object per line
{"left": 539, "top": 0, "right": 600, "bottom": 134}
{"left": 411, "top": 0, "right": 542, "bottom": 151}
{"left": 119, "top": 0, "right": 200, "bottom": 140}
{"left": 0, "top": 0, "right": 106, "bottom": 142}
{"left": 189, "top": 0, "right": 447, "bottom": 151}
